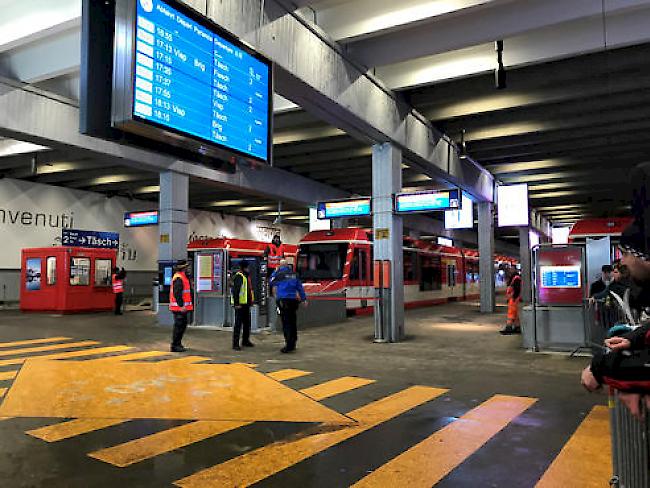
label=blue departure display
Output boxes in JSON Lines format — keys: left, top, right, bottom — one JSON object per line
{"left": 124, "top": 210, "right": 159, "bottom": 227}
{"left": 317, "top": 199, "right": 372, "bottom": 219}
{"left": 132, "top": 0, "right": 270, "bottom": 161}
{"left": 540, "top": 266, "right": 581, "bottom": 288}
{"left": 395, "top": 189, "right": 461, "bottom": 213}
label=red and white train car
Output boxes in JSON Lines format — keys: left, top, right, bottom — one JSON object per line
{"left": 296, "top": 228, "right": 516, "bottom": 314}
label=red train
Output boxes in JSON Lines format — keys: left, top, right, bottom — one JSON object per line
{"left": 296, "top": 228, "right": 517, "bottom": 314}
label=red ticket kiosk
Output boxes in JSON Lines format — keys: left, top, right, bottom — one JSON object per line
{"left": 20, "top": 247, "right": 117, "bottom": 313}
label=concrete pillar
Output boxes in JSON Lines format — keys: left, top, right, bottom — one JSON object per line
{"left": 372, "top": 143, "right": 404, "bottom": 342}
{"left": 519, "top": 226, "right": 532, "bottom": 304}
{"left": 478, "top": 202, "right": 496, "bottom": 313}
{"left": 158, "top": 171, "right": 189, "bottom": 324}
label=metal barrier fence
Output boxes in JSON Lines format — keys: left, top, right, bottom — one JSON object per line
{"left": 585, "top": 299, "right": 631, "bottom": 353}
{"left": 610, "top": 391, "right": 650, "bottom": 488}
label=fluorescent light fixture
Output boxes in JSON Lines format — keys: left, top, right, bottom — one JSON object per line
{"left": 208, "top": 200, "right": 246, "bottom": 207}
{"left": 497, "top": 184, "right": 529, "bottom": 227}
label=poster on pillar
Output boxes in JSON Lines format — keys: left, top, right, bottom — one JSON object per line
{"left": 536, "top": 246, "right": 585, "bottom": 306}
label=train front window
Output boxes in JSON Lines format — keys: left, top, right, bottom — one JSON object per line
{"left": 297, "top": 243, "right": 348, "bottom": 280}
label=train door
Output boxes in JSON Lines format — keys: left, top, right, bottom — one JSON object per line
{"left": 443, "top": 258, "right": 460, "bottom": 300}
{"left": 348, "top": 245, "right": 371, "bottom": 310}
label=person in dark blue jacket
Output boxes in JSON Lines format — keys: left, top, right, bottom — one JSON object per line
{"left": 270, "top": 260, "right": 307, "bottom": 353}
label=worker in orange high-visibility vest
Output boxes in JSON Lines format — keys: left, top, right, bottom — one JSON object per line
{"left": 111, "top": 267, "right": 127, "bottom": 315}
{"left": 169, "top": 260, "right": 194, "bottom": 352}
{"left": 265, "top": 234, "right": 286, "bottom": 272}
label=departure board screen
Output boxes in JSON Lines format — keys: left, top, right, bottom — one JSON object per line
{"left": 115, "top": 0, "right": 271, "bottom": 162}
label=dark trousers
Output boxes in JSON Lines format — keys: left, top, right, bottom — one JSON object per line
{"left": 233, "top": 305, "right": 251, "bottom": 346}
{"left": 114, "top": 293, "right": 123, "bottom": 315}
{"left": 279, "top": 299, "right": 299, "bottom": 350}
{"left": 172, "top": 312, "right": 189, "bottom": 347}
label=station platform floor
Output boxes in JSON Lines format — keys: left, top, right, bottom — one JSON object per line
{"left": 0, "top": 301, "right": 609, "bottom": 487}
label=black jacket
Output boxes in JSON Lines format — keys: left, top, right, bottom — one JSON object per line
{"left": 589, "top": 278, "right": 607, "bottom": 298}
{"left": 592, "top": 280, "right": 630, "bottom": 301}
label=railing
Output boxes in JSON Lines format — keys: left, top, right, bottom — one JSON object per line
{"left": 609, "top": 390, "right": 650, "bottom": 488}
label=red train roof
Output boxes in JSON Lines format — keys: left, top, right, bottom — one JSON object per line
{"left": 188, "top": 238, "right": 297, "bottom": 254}
{"left": 569, "top": 217, "right": 633, "bottom": 238}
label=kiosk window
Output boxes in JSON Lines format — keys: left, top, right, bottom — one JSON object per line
{"left": 70, "top": 257, "right": 90, "bottom": 286}
{"left": 95, "top": 259, "right": 112, "bottom": 287}
{"left": 25, "top": 257, "right": 42, "bottom": 291}
{"left": 46, "top": 257, "right": 56, "bottom": 285}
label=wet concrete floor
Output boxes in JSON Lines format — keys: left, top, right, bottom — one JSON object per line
{"left": 0, "top": 301, "right": 608, "bottom": 487}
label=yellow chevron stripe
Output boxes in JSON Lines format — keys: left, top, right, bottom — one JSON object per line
{"left": 27, "top": 419, "right": 128, "bottom": 442}
{"left": 0, "top": 387, "right": 7, "bottom": 398}
{"left": 352, "top": 395, "right": 537, "bottom": 487}
{"left": 0, "top": 370, "right": 17, "bottom": 381}
{"left": 174, "top": 386, "right": 447, "bottom": 488}
{"left": 535, "top": 406, "right": 611, "bottom": 488}
{"left": 91, "top": 351, "right": 170, "bottom": 362}
{"left": 90, "top": 375, "right": 375, "bottom": 468}
{"left": 0, "top": 345, "right": 134, "bottom": 367}
{"left": 0, "top": 341, "right": 99, "bottom": 357}
{"left": 0, "top": 337, "right": 72, "bottom": 348}
{"left": 266, "top": 369, "right": 312, "bottom": 381}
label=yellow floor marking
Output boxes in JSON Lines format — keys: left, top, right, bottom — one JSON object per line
{"left": 174, "top": 385, "right": 447, "bottom": 488}
{"left": 90, "top": 375, "right": 376, "bottom": 467}
{"left": 233, "top": 363, "right": 258, "bottom": 368}
{"left": 266, "top": 369, "right": 312, "bottom": 381}
{"left": 27, "top": 418, "right": 128, "bottom": 442}
{"left": 0, "top": 387, "right": 6, "bottom": 397}
{"left": 0, "top": 345, "right": 134, "bottom": 367}
{"left": 0, "top": 337, "right": 72, "bottom": 348}
{"left": 536, "top": 406, "right": 611, "bottom": 488}
{"left": 0, "top": 361, "right": 351, "bottom": 424}
{"left": 0, "top": 417, "right": 10, "bottom": 421}
{"left": 158, "top": 356, "right": 211, "bottom": 365}
{"left": 91, "top": 351, "right": 170, "bottom": 362}
{"left": 352, "top": 394, "right": 537, "bottom": 488}
{"left": 0, "top": 370, "right": 17, "bottom": 381}
{"left": 0, "top": 341, "right": 99, "bottom": 358}
{"left": 300, "top": 376, "right": 376, "bottom": 401}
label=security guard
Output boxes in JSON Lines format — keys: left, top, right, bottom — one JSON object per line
{"left": 169, "top": 260, "right": 193, "bottom": 352}
{"left": 111, "top": 267, "right": 126, "bottom": 315}
{"left": 231, "top": 261, "right": 255, "bottom": 351}
{"left": 270, "top": 259, "right": 307, "bottom": 353}
{"left": 265, "top": 234, "right": 286, "bottom": 272}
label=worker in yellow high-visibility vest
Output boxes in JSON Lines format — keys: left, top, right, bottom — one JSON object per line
{"left": 231, "top": 261, "right": 254, "bottom": 351}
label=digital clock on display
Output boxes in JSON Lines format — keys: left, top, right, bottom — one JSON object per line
{"left": 112, "top": 0, "right": 272, "bottom": 163}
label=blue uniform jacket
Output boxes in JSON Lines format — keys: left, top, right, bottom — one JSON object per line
{"left": 270, "top": 265, "right": 307, "bottom": 301}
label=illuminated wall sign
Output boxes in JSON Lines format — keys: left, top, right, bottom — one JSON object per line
{"left": 540, "top": 265, "right": 581, "bottom": 289}
{"left": 124, "top": 210, "right": 159, "bottom": 227}
{"left": 317, "top": 198, "right": 372, "bottom": 219}
{"left": 112, "top": 0, "right": 272, "bottom": 162}
{"left": 395, "top": 189, "right": 461, "bottom": 214}
{"left": 437, "top": 237, "right": 453, "bottom": 247}
{"left": 309, "top": 207, "right": 331, "bottom": 231}
{"left": 497, "top": 184, "right": 529, "bottom": 227}
{"left": 445, "top": 193, "right": 473, "bottom": 229}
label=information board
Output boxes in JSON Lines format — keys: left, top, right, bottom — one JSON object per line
{"left": 445, "top": 194, "right": 473, "bottom": 229}
{"left": 113, "top": 0, "right": 271, "bottom": 162}
{"left": 317, "top": 198, "right": 372, "bottom": 220}
{"left": 536, "top": 246, "right": 584, "bottom": 306}
{"left": 62, "top": 229, "right": 120, "bottom": 249}
{"left": 540, "top": 266, "right": 581, "bottom": 288}
{"left": 395, "top": 189, "right": 461, "bottom": 213}
{"left": 497, "top": 184, "right": 529, "bottom": 227}
{"left": 124, "top": 210, "right": 159, "bottom": 227}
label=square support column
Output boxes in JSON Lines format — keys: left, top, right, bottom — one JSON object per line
{"left": 158, "top": 171, "right": 189, "bottom": 325}
{"left": 478, "top": 201, "right": 496, "bottom": 313}
{"left": 519, "top": 226, "right": 532, "bottom": 304}
{"left": 372, "top": 143, "right": 404, "bottom": 342}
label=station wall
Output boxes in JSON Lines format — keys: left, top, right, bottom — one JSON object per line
{"left": 0, "top": 178, "right": 307, "bottom": 303}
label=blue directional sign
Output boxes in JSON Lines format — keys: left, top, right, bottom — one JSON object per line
{"left": 62, "top": 229, "right": 120, "bottom": 249}
{"left": 540, "top": 266, "right": 581, "bottom": 288}
{"left": 124, "top": 210, "right": 159, "bottom": 227}
{"left": 317, "top": 198, "right": 372, "bottom": 220}
{"left": 129, "top": 0, "right": 271, "bottom": 161}
{"left": 395, "top": 189, "right": 461, "bottom": 213}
